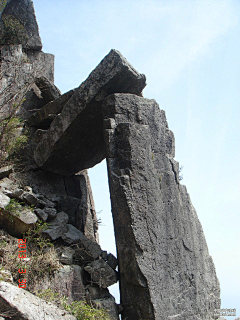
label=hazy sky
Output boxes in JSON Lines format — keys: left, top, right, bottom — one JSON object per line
{"left": 34, "top": 0, "right": 240, "bottom": 318}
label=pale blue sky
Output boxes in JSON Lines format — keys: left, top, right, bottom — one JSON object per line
{"left": 34, "top": 0, "right": 240, "bottom": 317}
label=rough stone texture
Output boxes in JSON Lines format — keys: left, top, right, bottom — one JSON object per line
{"left": 20, "top": 191, "right": 38, "bottom": 206}
{"left": 107, "top": 253, "right": 118, "bottom": 270}
{"left": 0, "top": 0, "right": 42, "bottom": 50}
{"left": 28, "top": 89, "right": 75, "bottom": 128}
{"left": 0, "top": 192, "right": 10, "bottom": 209}
{"left": 44, "top": 207, "right": 57, "bottom": 219}
{"left": 85, "top": 286, "right": 119, "bottom": 320}
{"left": 0, "top": 269, "right": 13, "bottom": 283}
{"left": 0, "top": 45, "right": 55, "bottom": 122}
{"left": 60, "top": 247, "right": 75, "bottom": 265}
{"left": 0, "top": 166, "right": 13, "bottom": 179}
{"left": 76, "top": 170, "right": 98, "bottom": 241}
{"left": 103, "top": 93, "right": 220, "bottom": 320}
{"left": 0, "top": 206, "right": 38, "bottom": 238}
{"left": 73, "top": 234, "right": 102, "bottom": 264}
{"left": 34, "top": 208, "right": 48, "bottom": 222}
{"left": 61, "top": 224, "right": 83, "bottom": 244}
{"left": 84, "top": 257, "right": 118, "bottom": 288}
{"left": 7, "top": 169, "right": 99, "bottom": 242}
{"left": 34, "top": 49, "right": 146, "bottom": 175}
{"left": 0, "top": 281, "right": 77, "bottom": 320}
{"left": 35, "top": 76, "right": 61, "bottom": 103}
{"left": 29, "top": 265, "right": 85, "bottom": 304}
{"left": 93, "top": 296, "right": 119, "bottom": 320}
{"left": 42, "top": 211, "right": 69, "bottom": 241}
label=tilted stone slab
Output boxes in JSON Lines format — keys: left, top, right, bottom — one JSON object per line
{"left": 103, "top": 93, "right": 220, "bottom": 320}
{"left": 34, "top": 49, "right": 146, "bottom": 175}
{"left": 0, "top": 282, "right": 76, "bottom": 320}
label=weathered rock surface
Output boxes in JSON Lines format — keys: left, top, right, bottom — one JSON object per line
{"left": 0, "top": 281, "right": 77, "bottom": 320}
{"left": 42, "top": 211, "right": 69, "bottom": 241}
{"left": 0, "top": 45, "right": 54, "bottom": 122}
{"left": 103, "top": 93, "right": 220, "bottom": 320}
{"left": 29, "top": 265, "right": 85, "bottom": 304}
{"left": 1, "top": 1, "right": 221, "bottom": 318}
{"left": 0, "top": 0, "right": 42, "bottom": 50}
{"left": 28, "top": 89, "right": 74, "bottom": 128}
{"left": 107, "top": 253, "right": 118, "bottom": 270}
{"left": 0, "top": 206, "right": 38, "bottom": 238}
{"left": 5, "top": 169, "right": 99, "bottom": 242}
{"left": 0, "top": 192, "right": 10, "bottom": 209}
{"left": 0, "top": 166, "right": 13, "bottom": 179}
{"left": 34, "top": 49, "right": 146, "bottom": 175}
{"left": 84, "top": 257, "right": 118, "bottom": 288}
{"left": 86, "top": 286, "right": 119, "bottom": 320}
{"left": 60, "top": 247, "right": 75, "bottom": 265}
{"left": 73, "top": 232, "right": 102, "bottom": 263}
{"left": 0, "top": 269, "right": 13, "bottom": 283}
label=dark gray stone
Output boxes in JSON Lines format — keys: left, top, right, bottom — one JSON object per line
{"left": 101, "top": 250, "right": 108, "bottom": 261}
{"left": 103, "top": 93, "right": 220, "bottom": 320}
{"left": 84, "top": 257, "right": 118, "bottom": 289}
{"left": 44, "top": 207, "right": 57, "bottom": 219}
{"left": 60, "top": 247, "right": 75, "bottom": 265}
{"left": 34, "top": 208, "right": 48, "bottom": 222}
{"left": 0, "top": 0, "right": 42, "bottom": 50}
{"left": 61, "top": 224, "right": 83, "bottom": 245}
{"left": 34, "top": 49, "right": 146, "bottom": 175}
{"left": 73, "top": 233, "right": 102, "bottom": 264}
{"left": 28, "top": 89, "right": 75, "bottom": 128}
{"left": 85, "top": 286, "right": 119, "bottom": 320}
{"left": 35, "top": 76, "right": 61, "bottom": 103}
{"left": 42, "top": 211, "right": 69, "bottom": 241}
{"left": 0, "top": 165, "right": 13, "bottom": 179}
{"left": 28, "top": 265, "right": 85, "bottom": 304}
{"left": 34, "top": 129, "right": 47, "bottom": 143}
{"left": 20, "top": 191, "right": 38, "bottom": 206}
{"left": 107, "top": 253, "right": 118, "bottom": 270}
{"left": 36, "top": 194, "right": 55, "bottom": 208}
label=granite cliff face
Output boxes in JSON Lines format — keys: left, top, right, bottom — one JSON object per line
{"left": 0, "top": 1, "right": 220, "bottom": 319}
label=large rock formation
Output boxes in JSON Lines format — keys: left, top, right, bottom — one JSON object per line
{"left": 32, "top": 55, "right": 220, "bottom": 319}
{"left": 0, "top": 0, "right": 42, "bottom": 49}
{"left": 0, "top": 0, "right": 220, "bottom": 319}
{"left": 0, "top": 282, "right": 76, "bottom": 320}
{"left": 103, "top": 94, "right": 220, "bottom": 319}
{"left": 33, "top": 49, "right": 146, "bottom": 175}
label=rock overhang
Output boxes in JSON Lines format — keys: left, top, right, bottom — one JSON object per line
{"left": 33, "top": 49, "right": 146, "bottom": 175}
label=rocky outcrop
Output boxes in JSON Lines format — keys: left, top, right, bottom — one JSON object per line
{"left": 0, "top": 0, "right": 221, "bottom": 319}
{"left": 0, "top": 0, "right": 42, "bottom": 50}
{"left": 34, "top": 49, "right": 146, "bottom": 175}
{"left": 0, "top": 282, "right": 77, "bottom": 320}
{"left": 103, "top": 93, "right": 220, "bottom": 319}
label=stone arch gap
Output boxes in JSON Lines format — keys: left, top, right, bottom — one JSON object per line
{"left": 88, "top": 159, "right": 120, "bottom": 304}
{"left": 33, "top": 49, "right": 220, "bottom": 320}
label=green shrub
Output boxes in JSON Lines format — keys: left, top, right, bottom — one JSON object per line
{"left": 36, "top": 288, "right": 111, "bottom": 320}
{"left": 5, "top": 198, "right": 22, "bottom": 216}
{"left": 0, "top": 116, "right": 28, "bottom": 165}
{"left": 0, "top": 0, "right": 7, "bottom": 12}
{"left": 0, "top": 14, "right": 28, "bottom": 45}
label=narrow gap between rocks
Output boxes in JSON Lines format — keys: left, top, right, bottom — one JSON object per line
{"left": 88, "top": 159, "right": 120, "bottom": 304}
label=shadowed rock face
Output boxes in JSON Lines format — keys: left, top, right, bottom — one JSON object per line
{"left": 103, "top": 94, "right": 220, "bottom": 320}
{"left": 34, "top": 49, "right": 146, "bottom": 175}
{"left": 31, "top": 47, "right": 221, "bottom": 319}
{"left": 0, "top": 0, "right": 42, "bottom": 50}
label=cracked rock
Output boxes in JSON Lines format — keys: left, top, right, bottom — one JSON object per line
{"left": 84, "top": 257, "right": 118, "bottom": 288}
